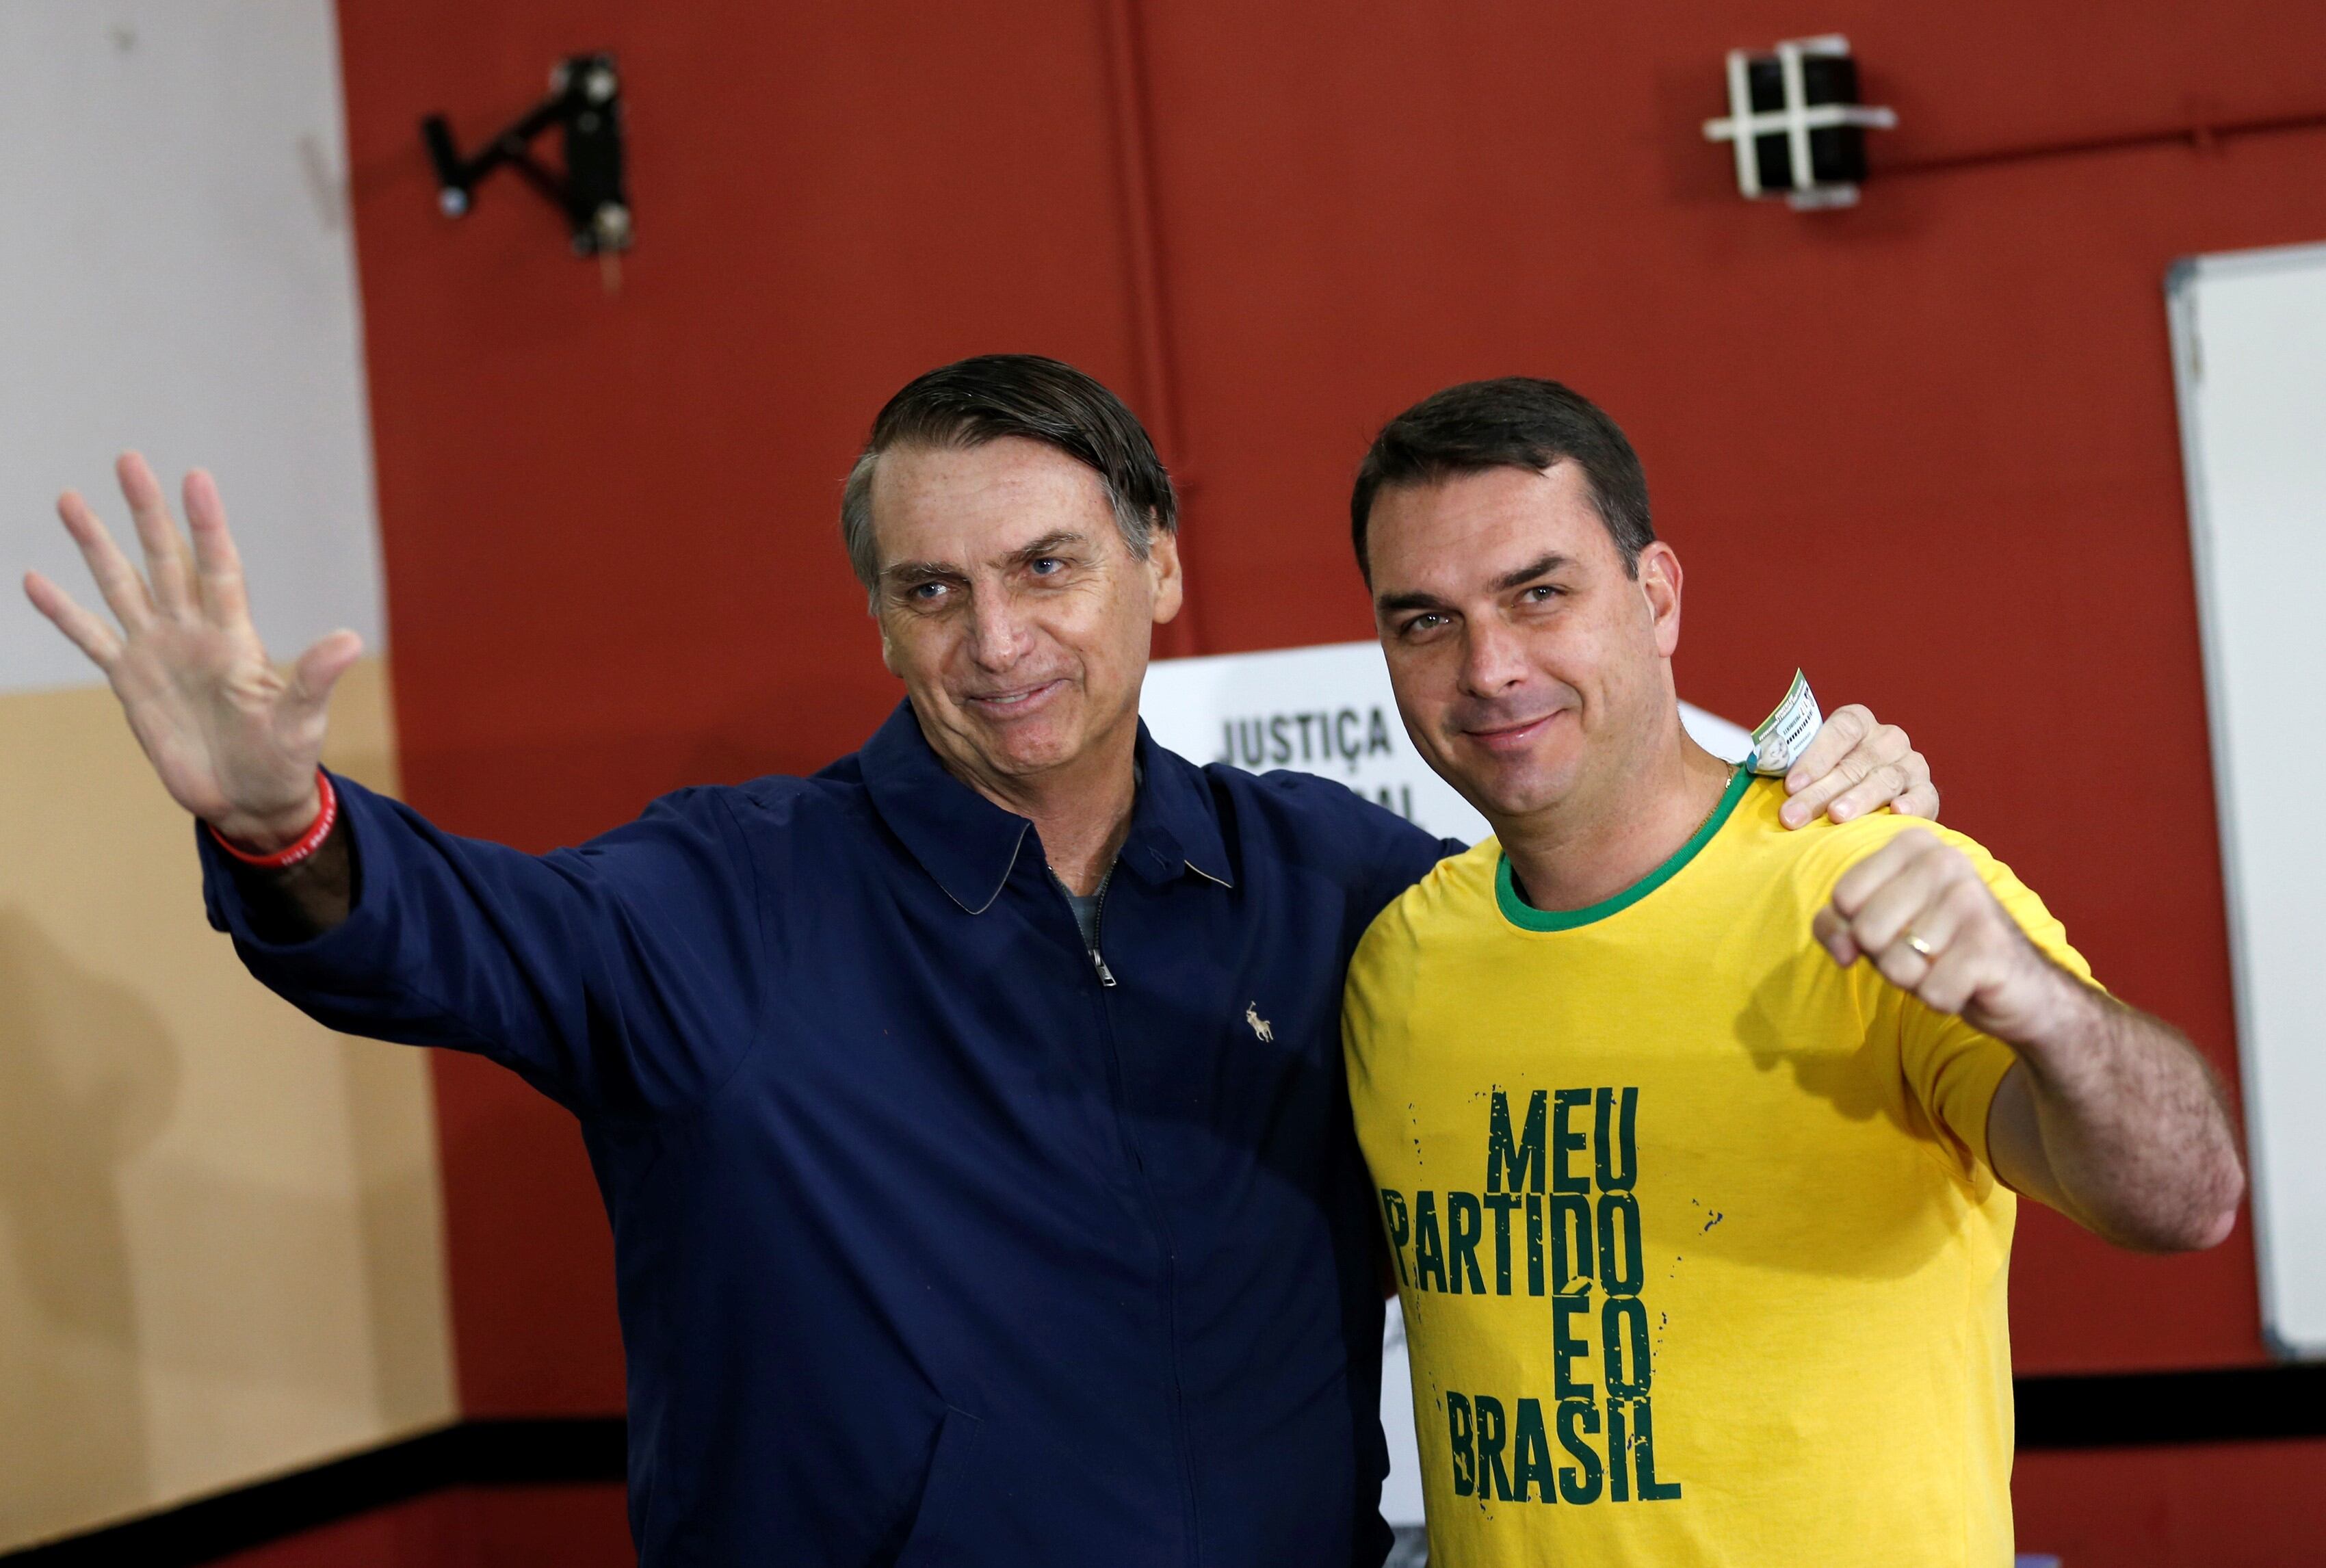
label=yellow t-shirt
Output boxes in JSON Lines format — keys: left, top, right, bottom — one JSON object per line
{"left": 1344, "top": 770, "right": 2092, "bottom": 1568}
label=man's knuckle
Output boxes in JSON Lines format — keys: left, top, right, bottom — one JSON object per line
{"left": 1955, "top": 922, "right": 2000, "bottom": 965}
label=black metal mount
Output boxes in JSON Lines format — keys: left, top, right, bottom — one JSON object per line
{"left": 421, "top": 52, "right": 631, "bottom": 255}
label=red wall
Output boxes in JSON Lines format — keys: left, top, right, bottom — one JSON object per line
{"left": 2015, "top": 1439, "right": 2326, "bottom": 1564}
{"left": 326, "top": 0, "right": 2326, "bottom": 1553}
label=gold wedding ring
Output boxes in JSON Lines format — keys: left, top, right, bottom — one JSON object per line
{"left": 1905, "top": 932, "right": 1935, "bottom": 959}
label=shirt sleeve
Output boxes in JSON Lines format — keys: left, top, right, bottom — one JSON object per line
{"left": 198, "top": 772, "right": 770, "bottom": 1123}
{"left": 1884, "top": 831, "right": 2097, "bottom": 1181}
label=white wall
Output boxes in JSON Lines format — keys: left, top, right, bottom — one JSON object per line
{"left": 0, "top": 0, "right": 384, "bottom": 697}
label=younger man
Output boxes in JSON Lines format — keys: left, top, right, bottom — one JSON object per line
{"left": 1340, "top": 379, "right": 2243, "bottom": 1567}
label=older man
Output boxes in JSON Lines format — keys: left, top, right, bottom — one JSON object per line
{"left": 23, "top": 356, "right": 1933, "bottom": 1565}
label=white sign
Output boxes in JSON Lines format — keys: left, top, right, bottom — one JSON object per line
{"left": 1140, "top": 640, "right": 1755, "bottom": 847}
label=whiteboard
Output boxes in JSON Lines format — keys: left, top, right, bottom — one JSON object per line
{"left": 2169, "top": 241, "right": 2326, "bottom": 1357}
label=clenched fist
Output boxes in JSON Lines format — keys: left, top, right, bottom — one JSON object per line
{"left": 1813, "top": 828, "right": 2081, "bottom": 1046}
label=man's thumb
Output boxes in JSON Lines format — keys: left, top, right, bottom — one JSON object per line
{"left": 283, "top": 629, "right": 365, "bottom": 727}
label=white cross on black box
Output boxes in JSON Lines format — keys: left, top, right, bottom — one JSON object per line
{"left": 1702, "top": 36, "right": 1898, "bottom": 210}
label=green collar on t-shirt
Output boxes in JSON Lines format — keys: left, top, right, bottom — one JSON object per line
{"left": 1495, "top": 760, "right": 1755, "bottom": 933}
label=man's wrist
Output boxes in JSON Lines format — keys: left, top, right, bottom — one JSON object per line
{"left": 1997, "top": 946, "right": 2111, "bottom": 1066}
{"left": 208, "top": 772, "right": 337, "bottom": 867}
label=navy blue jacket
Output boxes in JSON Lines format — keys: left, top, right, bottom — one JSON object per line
{"left": 201, "top": 700, "right": 1452, "bottom": 1567}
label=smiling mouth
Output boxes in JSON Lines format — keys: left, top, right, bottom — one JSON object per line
{"left": 964, "top": 679, "right": 1068, "bottom": 715}
{"left": 1460, "top": 711, "right": 1563, "bottom": 750}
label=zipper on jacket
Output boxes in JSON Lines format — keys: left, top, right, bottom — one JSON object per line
{"left": 1056, "top": 865, "right": 1119, "bottom": 986}
{"left": 1082, "top": 873, "right": 1201, "bottom": 1564}
{"left": 1089, "top": 874, "right": 1117, "bottom": 986}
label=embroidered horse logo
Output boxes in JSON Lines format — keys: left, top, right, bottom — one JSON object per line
{"left": 1245, "top": 1002, "right": 1274, "bottom": 1043}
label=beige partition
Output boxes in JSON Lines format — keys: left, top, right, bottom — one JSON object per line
{"left": 0, "top": 3, "right": 446, "bottom": 1543}
{"left": 0, "top": 658, "right": 455, "bottom": 1550}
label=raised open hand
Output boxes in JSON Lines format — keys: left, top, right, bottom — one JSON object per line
{"left": 23, "top": 454, "right": 361, "bottom": 851}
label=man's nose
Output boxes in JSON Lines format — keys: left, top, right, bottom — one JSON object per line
{"left": 965, "top": 590, "right": 1034, "bottom": 670}
{"left": 1458, "top": 616, "right": 1530, "bottom": 698}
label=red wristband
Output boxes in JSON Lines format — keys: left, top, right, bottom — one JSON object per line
{"left": 207, "top": 770, "right": 339, "bottom": 870}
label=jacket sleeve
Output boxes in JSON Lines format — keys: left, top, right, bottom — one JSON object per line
{"left": 1244, "top": 768, "right": 1457, "bottom": 939}
{"left": 198, "top": 772, "right": 768, "bottom": 1122}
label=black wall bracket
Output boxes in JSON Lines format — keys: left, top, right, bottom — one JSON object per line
{"left": 421, "top": 52, "right": 631, "bottom": 255}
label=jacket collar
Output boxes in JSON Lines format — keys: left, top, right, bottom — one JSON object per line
{"left": 1124, "top": 723, "right": 1236, "bottom": 891}
{"left": 859, "top": 699, "right": 1234, "bottom": 914}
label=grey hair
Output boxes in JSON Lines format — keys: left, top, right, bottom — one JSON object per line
{"left": 838, "top": 354, "right": 1176, "bottom": 603}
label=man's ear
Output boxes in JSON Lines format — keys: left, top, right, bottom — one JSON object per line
{"left": 1637, "top": 541, "right": 1684, "bottom": 658}
{"left": 1147, "top": 524, "right": 1185, "bottom": 626}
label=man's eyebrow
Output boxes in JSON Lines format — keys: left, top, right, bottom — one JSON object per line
{"left": 880, "top": 559, "right": 967, "bottom": 588}
{"left": 1375, "top": 554, "right": 1574, "bottom": 615}
{"left": 1002, "top": 530, "right": 1089, "bottom": 566}
{"left": 1493, "top": 553, "right": 1570, "bottom": 591}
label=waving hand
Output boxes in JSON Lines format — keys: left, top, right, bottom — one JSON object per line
{"left": 22, "top": 454, "right": 360, "bottom": 850}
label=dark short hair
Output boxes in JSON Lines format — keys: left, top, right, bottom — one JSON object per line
{"left": 1348, "top": 378, "right": 1654, "bottom": 582}
{"left": 841, "top": 354, "right": 1175, "bottom": 596}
